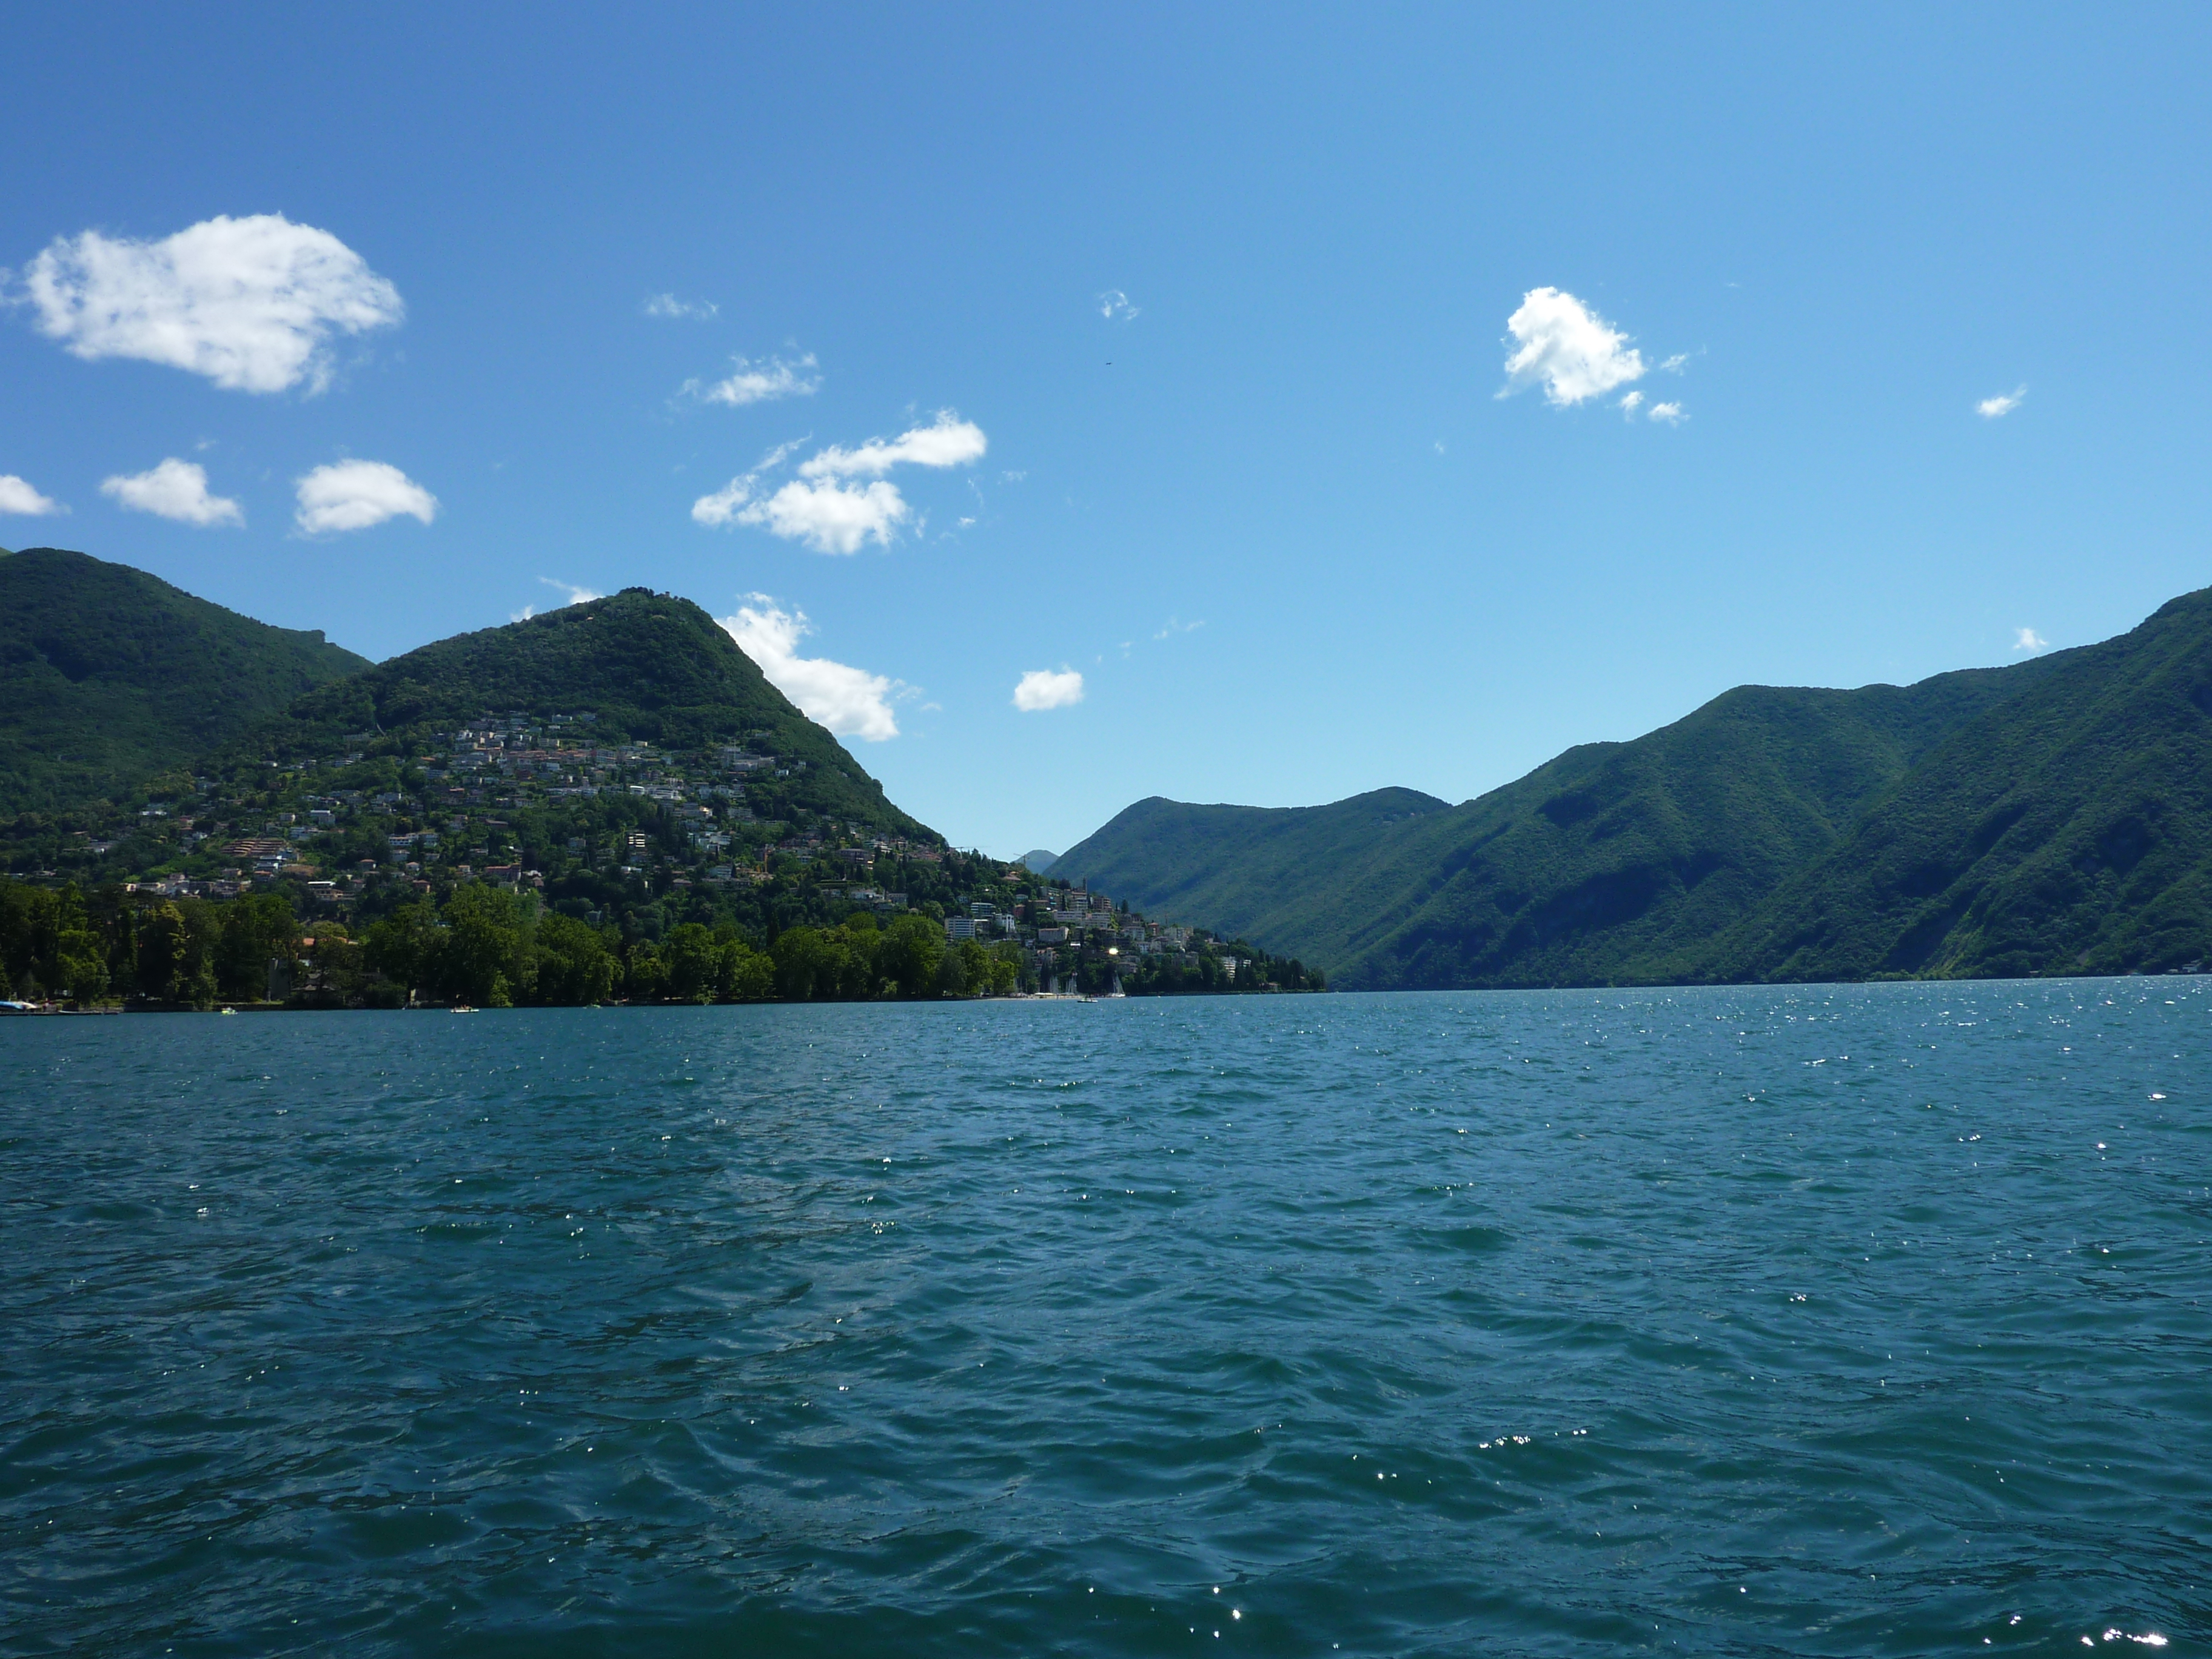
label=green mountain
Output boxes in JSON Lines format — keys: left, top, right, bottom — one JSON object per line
{"left": 0, "top": 547, "right": 371, "bottom": 814}
{"left": 1055, "top": 608, "right": 2212, "bottom": 985}
{"left": 1057, "top": 786, "right": 1452, "bottom": 962}
{"left": 241, "top": 587, "right": 935, "bottom": 840}
{"left": 1693, "top": 587, "right": 2212, "bottom": 980}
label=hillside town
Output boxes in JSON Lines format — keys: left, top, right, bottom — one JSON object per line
{"left": 1, "top": 709, "right": 1324, "bottom": 1007}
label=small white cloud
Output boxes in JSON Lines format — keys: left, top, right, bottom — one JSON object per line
{"left": 293, "top": 460, "right": 437, "bottom": 534}
{"left": 22, "top": 213, "right": 403, "bottom": 394}
{"left": 644, "top": 293, "right": 717, "bottom": 320}
{"left": 513, "top": 581, "right": 600, "bottom": 622}
{"left": 1978, "top": 385, "right": 2026, "bottom": 419}
{"left": 101, "top": 458, "right": 241, "bottom": 526}
{"left": 2013, "top": 627, "right": 2048, "bottom": 652}
{"left": 691, "top": 477, "right": 752, "bottom": 528}
{"left": 1501, "top": 287, "right": 1646, "bottom": 406}
{"left": 697, "top": 475, "right": 908, "bottom": 554}
{"left": 800, "top": 411, "right": 987, "bottom": 478}
{"left": 751, "top": 478, "right": 907, "bottom": 554}
{"left": 1099, "top": 289, "right": 1140, "bottom": 321}
{"left": 1648, "top": 401, "right": 1687, "bottom": 425}
{"left": 0, "top": 474, "right": 64, "bottom": 515}
{"left": 719, "top": 595, "right": 901, "bottom": 740}
{"left": 1013, "top": 667, "right": 1084, "bottom": 711}
{"left": 1618, "top": 390, "right": 1644, "bottom": 417}
{"left": 694, "top": 417, "right": 983, "bottom": 552}
{"left": 1660, "top": 353, "right": 1689, "bottom": 373}
{"left": 1153, "top": 616, "right": 1204, "bottom": 640}
{"left": 682, "top": 353, "right": 820, "bottom": 406}
{"left": 1433, "top": 440, "right": 1446, "bottom": 454}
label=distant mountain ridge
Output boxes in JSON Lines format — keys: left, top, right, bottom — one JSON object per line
{"left": 1059, "top": 591, "right": 2212, "bottom": 985}
{"left": 0, "top": 548, "right": 371, "bottom": 814}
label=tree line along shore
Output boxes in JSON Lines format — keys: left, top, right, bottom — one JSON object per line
{"left": 0, "top": 873, "right": 1324, "bottom": 1011}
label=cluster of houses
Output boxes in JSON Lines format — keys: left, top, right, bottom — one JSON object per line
{"left": 69, "top": 712, "right": 1255, "bottom": 984}
{"left": 944, "top": 890, "right": 1240, "bottom": 987}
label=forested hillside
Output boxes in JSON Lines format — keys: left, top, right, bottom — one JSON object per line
{"left": 240, "top": 587, "right": 932, "bottom": 839}
{"left": 0, "top": 548, "right": 370, "bottom": 813}
{"left": 1055, "top": 609, "right": 2212, "bottom": 987}
{"left": 1694, "top": 586, "right": 2212, "bottom": 980}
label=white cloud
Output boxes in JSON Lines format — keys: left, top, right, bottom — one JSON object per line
{"left": 1099, "top": 288, "right": 1139, "bottom": 321}
{"left": 1660, "top": 353, "right": 1690, "bottom": 373}
{"left": 512, "top": 577, "right": 604, "bottom": 621}
{"left": 0, "top": 474, "right": 64, "bottom": 515}
{"left": 1618, "top": 390, "right": 1644, "bottom": 416}
{"left": 644, "top": 293, "right": 717, "bottom": 320}
{"left": 21, "top": 213, "right": 402, "bottom": 394}
{"left": 2013, "top": 627, "right": 2048, "bottom": 652}
{"left": 690, "top": 477, "right": 752, "bottom": 528}
{"left": 719, "top": 595, "right": 900, "bottom": 741}
{"left": 1647, "top": 401, "right": 1687, "bottom": 425}
{"left": 100, "top": 458, "right": 241, "bottom": 526}
{"left": 682, "top": 353, "right": 819, "bottom": 406}
{"left": 694, "top": 415, "right": 985, "bottom": 553}
{"left": 1501, "top": 287, "right": 1646, "bottom": 406}
{"left": 1153, "top": 616, "right": 1204, "bottom": 640}
{"left": 694, "top": 474, "right": 908, "bottom": 554}
{"left": 799, "top": 411, "right": 987, "bottom": 478}
{"left": 293, "top": 460, "right": 437, "bottom": 534}
{"left": 1978, "top": 385, "right": 2026, "bottom": 419}
{"left": 1013, "top": 667, "right": 1084, "bottom": 711}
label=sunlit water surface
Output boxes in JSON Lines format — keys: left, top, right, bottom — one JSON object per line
{"left": 3, "top": 982, "right": 2208, "bottom": 1657}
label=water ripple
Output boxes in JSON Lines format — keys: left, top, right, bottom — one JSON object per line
{"left": 2, "top": 981, "right": 2207, "bottom": 1655}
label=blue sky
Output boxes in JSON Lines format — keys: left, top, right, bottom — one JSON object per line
{"left": 5, "top": 5, "right": 2210, "bottom": 857}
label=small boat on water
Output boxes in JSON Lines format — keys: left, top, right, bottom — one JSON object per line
{"left": 218, "top": 1007, "right": 236, "bottom": 1016}
{"left": 451, "top": 1005, "right": 477, "bottom": 1014}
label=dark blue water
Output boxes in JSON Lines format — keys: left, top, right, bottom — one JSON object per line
{"left": 3, "top": 982, "right": 2207, "bottom": 1657}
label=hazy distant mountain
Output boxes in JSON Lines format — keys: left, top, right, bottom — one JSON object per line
{"left": 0, "top": 547, "right": 370, "bottom": 814}
{"left": 1014, "top": 848, "right": 1058, "bottom": 873}
{"left": 1055, "top": 788, "right": 1452, "bottom": 962}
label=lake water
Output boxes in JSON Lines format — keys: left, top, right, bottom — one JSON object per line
{"left": 3, "top": 983, "right": 2207, "bottom": 1657}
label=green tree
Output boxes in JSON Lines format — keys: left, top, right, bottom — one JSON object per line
{"left": 662, "top": 922, "right": 720, "bottom": 1004}
{"left": 947, "top": 938, "right": 993, "bottom": 996}
{"left": 770, "top": 926, "right": 829, "bottom": 1000}
{"left": 534, "top": 913, "right": 618, "bottom": 1005}
{"left": 877, "top": 913, "right": 944, "bottom": 998}
{"left": 362, "top": 901, "right": 441, "bottom": 1004}
{"left": 625, "top": 940, "right": 668, "bottom": 1002}
{"left": 136, "top": 902, "right": 189, "bottom": 1000}
{"left": 439, "top": 885, "right": 529, "bottom": 1006}
{"left": 716, "top": 934, "right": 776, "bottom": 1000}
{"left": 50, "top": 884, "right": 109, "bottom": 1005}
{"left": 214, "top": 893, "right": 298, "bottom": 1000}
